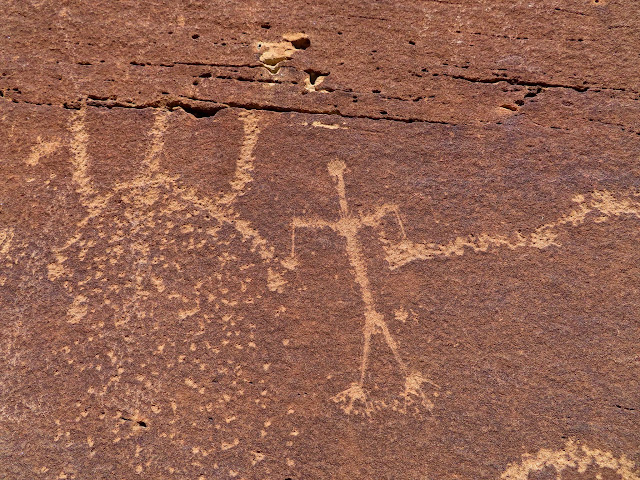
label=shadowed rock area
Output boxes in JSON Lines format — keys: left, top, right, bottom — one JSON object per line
{"left": 1, "top": 1, "right": 639, "bottom": 479}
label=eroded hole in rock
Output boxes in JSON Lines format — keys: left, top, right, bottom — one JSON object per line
{"left": 263, "top": 56, "right": 287, "bottom": 67}
{"left": 137, "top": 420, "right": 147, "bottom": 428}
{"left": 290, "top": 35, "right": 310, "bottom": 49}
{"left": 305, "top": 69, "right": 327, "bottom": 86}
{"left": 303, "top": 69, "right": 329, "bottom": 92}
{"left": 524, "top": 87, "right": 542, "bottom": 98}
{"left": 165, "top": 100, "right": 223, "bottom": 118}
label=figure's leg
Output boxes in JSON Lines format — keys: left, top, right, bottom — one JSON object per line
{"left": 392, "top": 206, "right": 407, "bottom": 239}
{"left": 359, "top": 322, "right": 373, "bottom": 384}
{"left": 374, "top": 310, "right": 439, "bottom": 412}
{"left": 374, "top": 316, "right": 408, "bottom": 374}
{"left": 332, "top": 311, "right": 380, "bottom": 416}
{"left": 290, "top": 223, "right": 297, "bottom": 258}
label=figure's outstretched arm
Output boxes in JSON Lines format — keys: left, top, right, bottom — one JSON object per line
{"left": 360, "top": 203, "right": 406, "bottom": 239}
{"left": 289, "top": 217, "right": 335, "bottom": 258}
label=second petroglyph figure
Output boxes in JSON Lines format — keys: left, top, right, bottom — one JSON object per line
{"left": 288, "top": 159, "right": 439, "bottom": 417}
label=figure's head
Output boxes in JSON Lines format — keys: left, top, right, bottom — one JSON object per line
{"left": 327, "top": 159, "right": 346, "bottom": 178}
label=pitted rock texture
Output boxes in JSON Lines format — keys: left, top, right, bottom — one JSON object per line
{"left": 1, "top": 1, "right": 639, "bottom": 479}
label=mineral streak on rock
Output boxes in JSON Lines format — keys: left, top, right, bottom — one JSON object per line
{"left": 1, "top": 1, "right": 639, "bottom": 479}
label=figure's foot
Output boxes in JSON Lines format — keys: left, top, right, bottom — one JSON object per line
{"left": 399, "top": 371, "right": 439, "bottom": 413}
{"left": 331, "top": 382, "right": 375, "bottom": 417}
{"left": 281, "top": 254, "right": 298, "bottom": 270}
{"left": 332, "top": 373, "right": 439, "bottom": 418}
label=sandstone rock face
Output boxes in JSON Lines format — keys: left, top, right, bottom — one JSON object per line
{"left": 1, "top": 1, "right": 639, "bottom": 479}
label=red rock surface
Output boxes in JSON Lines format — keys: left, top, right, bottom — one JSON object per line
{"left": 1, "top": 1, "right": 639, "bottom": 479}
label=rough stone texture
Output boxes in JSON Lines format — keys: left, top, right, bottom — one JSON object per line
{"left": 1, "top": 1, "right": 639, "bottom": 479}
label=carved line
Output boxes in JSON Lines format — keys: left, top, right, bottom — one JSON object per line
{"left": 384, "top": 191, "right": 640, "bottom": 270}
{"left": 26, "top": 136, "right": 61, "bottom": 166}
{"left": 501, "top": 439, "right": 640, "bottom": 480}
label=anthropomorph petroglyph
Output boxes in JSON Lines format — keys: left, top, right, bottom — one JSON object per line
{"left": 25, "top": 105, "right": 302, "bottom": 476}
{"left": 44, "top": 104, "right": 286, "bottom": 347}
{"left": 287, "top": 160, "right": 439, "bottom": 417}
{"left": 285, "top": 159, "right": 640, "bottom": 417}
{"left": 33, "top": 106, "right": 640, "bottom": 425}
{"left": 49, "top": 106, "right": 280, "bottom": 294}
{"left": 501, "top": 439, "right": 640, "bottom": 480}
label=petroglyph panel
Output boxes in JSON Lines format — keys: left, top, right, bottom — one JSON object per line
{"left": 3, "top": 100, "right": 638, "bottom": 478}
{"left": 2, "top": 1, "right": 640, "bottom": 477}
